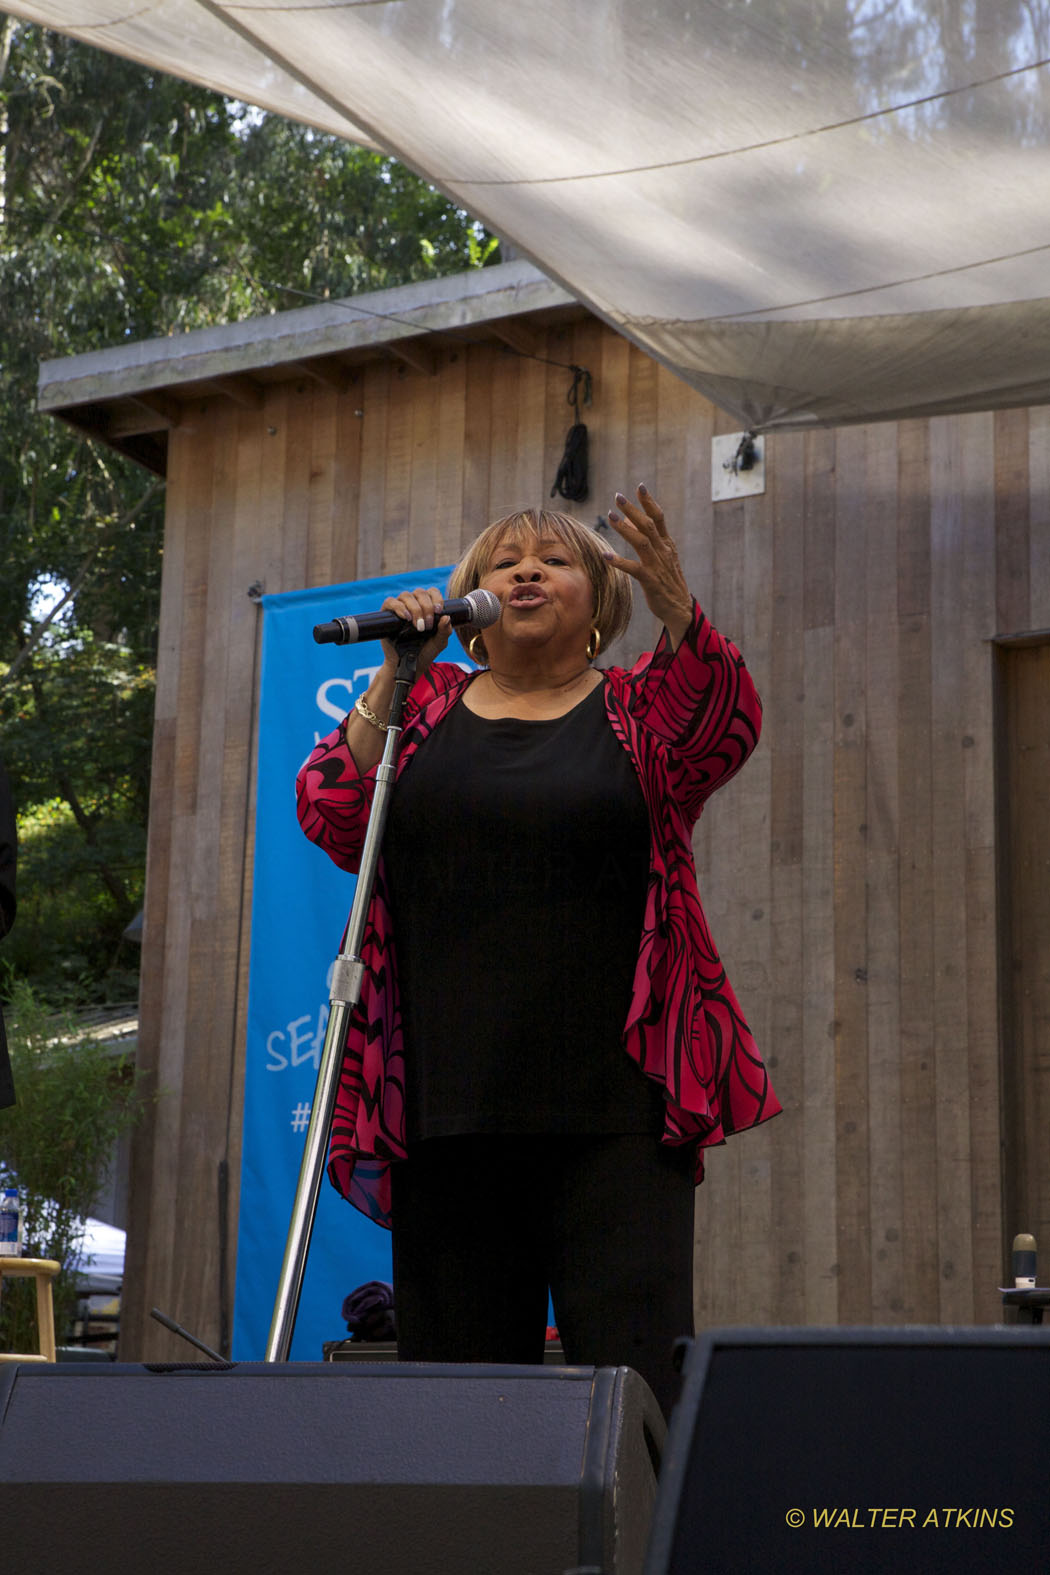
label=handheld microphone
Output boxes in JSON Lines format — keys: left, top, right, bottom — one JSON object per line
{"left": 313, "top": 587, "right": 500, "bottom": 646}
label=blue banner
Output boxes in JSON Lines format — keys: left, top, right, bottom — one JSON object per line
{"left": 234, "top": 567, "right": 458, "bottom": 1359}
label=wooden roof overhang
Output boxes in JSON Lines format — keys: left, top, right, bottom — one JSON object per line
{"left": 36, "top": 262, "right": 584, "bottom": 477}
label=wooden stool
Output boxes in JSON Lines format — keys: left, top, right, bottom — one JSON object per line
{"left": 0, "top": 1257, "right": 61, "bottom": 1362}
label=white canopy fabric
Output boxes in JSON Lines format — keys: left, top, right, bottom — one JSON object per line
{"left": 9, "top": 0, "right": 1050, "bottom": 431}
{"left": 72, "top": 1216, "right": 125, "bottom": 1280}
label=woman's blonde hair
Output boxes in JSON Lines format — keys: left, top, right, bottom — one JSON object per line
{"left": 447, "top": 508, "right": 634, "bottom": 664}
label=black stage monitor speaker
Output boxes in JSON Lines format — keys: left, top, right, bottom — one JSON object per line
{"left": 0, "top": 1360, "right": 664, "bottom": 1575}
{"left": 644, "top": 1325, "right": 1050, "bottom": 1574}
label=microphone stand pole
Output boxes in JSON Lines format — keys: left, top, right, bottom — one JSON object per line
{"left": 265, "top": 628, "right": 424, "bottom": 1362}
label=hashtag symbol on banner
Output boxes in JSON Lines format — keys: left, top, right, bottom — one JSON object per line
{"left": 290, "top": 1102, "right": 311, "bottom": 1132}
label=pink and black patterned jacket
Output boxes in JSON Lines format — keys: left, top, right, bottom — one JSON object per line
{"left": 296, "top": 599, "right": 781, "bottom": 1226}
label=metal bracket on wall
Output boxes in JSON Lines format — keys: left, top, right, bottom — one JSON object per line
{"left": 711, "top": 432, "right": 766, "bottom": 502}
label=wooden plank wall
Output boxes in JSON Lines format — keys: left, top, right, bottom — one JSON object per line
{"left": 121, "top": 321, "right": 1050, "bottom": 1359}
{"left": 997, "top": 644, "right": 1050, "bottom": 1265}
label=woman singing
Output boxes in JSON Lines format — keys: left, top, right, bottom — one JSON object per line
{"left": 296, "top": 485, "right": 780, "bottom": 1415}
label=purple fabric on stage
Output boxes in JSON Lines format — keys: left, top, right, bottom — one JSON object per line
{"left": 342, "top": 1279, "right": 396, "bottom": 1340}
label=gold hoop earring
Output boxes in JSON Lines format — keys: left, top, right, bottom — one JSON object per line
{"left": 586, "top": 628, "right": 601, "bottom": 661}
{"left": 468, "top": 633, "right": 486, "bottom": 665}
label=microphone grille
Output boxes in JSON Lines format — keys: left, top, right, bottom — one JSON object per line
{"left": 466, "top": 588, "right": 501, "bottom": 627}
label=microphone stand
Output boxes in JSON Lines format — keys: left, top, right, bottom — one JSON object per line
{"left": 265, "top": 627, "right": 426, "bottom": 1362}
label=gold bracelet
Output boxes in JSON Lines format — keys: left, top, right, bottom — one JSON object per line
{"left": 353, "top": 695, "right": 389, "bottom": 732}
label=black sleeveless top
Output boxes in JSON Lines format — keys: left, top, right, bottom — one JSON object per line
{"left": 384, "top": 680, "right": 665, "bottom": 1141}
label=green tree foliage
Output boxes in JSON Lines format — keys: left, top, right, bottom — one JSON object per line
{"left": 0, "top": 17, "right": 497, "bottom": 1002}
{"left": 0, "top": 974, "right": 143, "bottom": 1351}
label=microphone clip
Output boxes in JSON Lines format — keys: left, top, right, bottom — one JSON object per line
{"left": 391, "top": 620, "right": 434, "bottom": 650}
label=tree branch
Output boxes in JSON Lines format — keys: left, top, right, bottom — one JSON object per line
{"left": 40, "top": 114, "right": 104, "bottom": 240}
{"left": 1, "top": 477, "right": 162, "bottom": 689}
{"left": 27, "top": 671, "right": 131, "bottom": 913}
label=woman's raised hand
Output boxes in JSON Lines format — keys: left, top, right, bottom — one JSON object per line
{"left": 379, "top": 587, "right": 452, "bottom": 672}
{"left": 605, "top": 485, "right": 693, "bottom": 647}
{"left": 344, "top": 586, "right": 451, "bottom": 772}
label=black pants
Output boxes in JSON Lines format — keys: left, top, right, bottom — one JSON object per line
{"left": 389, "top": 1132, "right": 695, "bottom": 1419}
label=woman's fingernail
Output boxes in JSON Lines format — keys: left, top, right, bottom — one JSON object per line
{"left": 615, "top": 492, "right": 627, "bottom": 505}
{"left": 638, "top": 482, "right": 649, "bottom": 495}
{"left": 608, "top": 509, "right": 621, "bottom": 523}
{"left": 416, "top": 618, "right": 426, "bottom": 632}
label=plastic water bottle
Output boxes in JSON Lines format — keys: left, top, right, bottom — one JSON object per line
{"left": 0, "top": 1187, "right": 20, "bottom": 1256}
{"left": 1012, "top": 1232, "right": 1037, "bottom": 1289}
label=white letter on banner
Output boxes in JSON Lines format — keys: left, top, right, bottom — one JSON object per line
{"left": 266, "top": 1030, "right": 288, "bottom": 1071}
{"left": 316, "top": 678, "right": 356, "bottom": 727}
{"left": 288, "top": 1014, "right": 320, "bottom": 1070}
{"left": 316, "top": 668, "right": 382, "bottom": 722}
{"left": 315, "top": 669, "right": 382, "bottom": 743}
